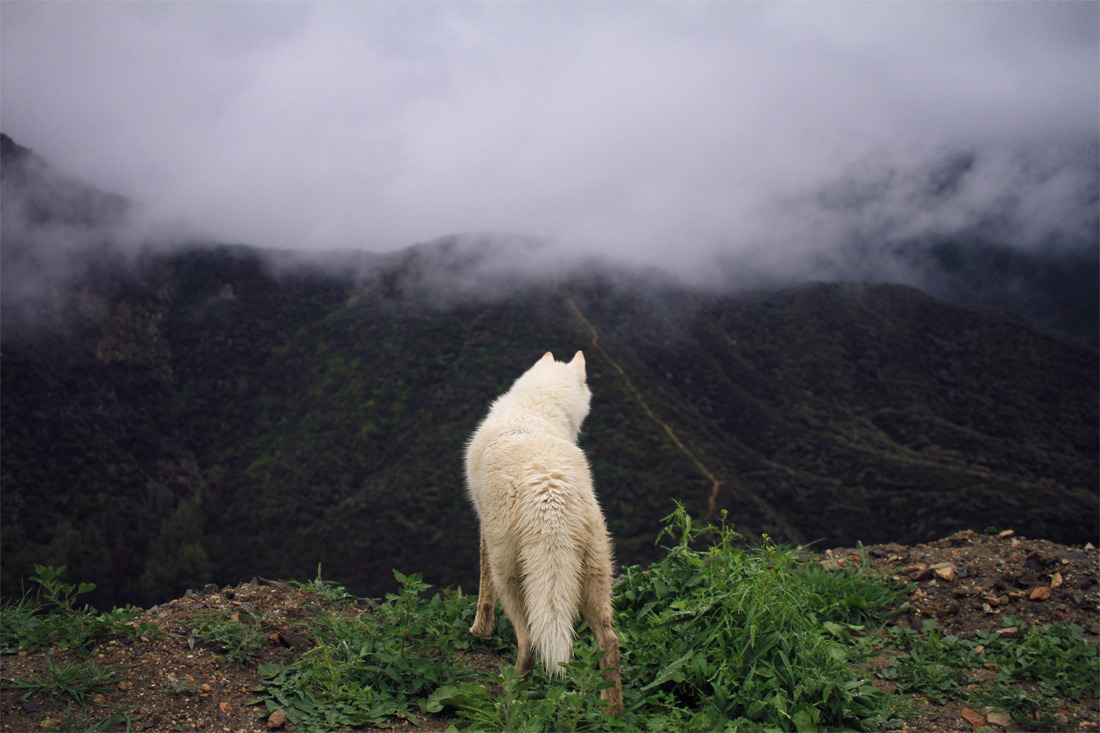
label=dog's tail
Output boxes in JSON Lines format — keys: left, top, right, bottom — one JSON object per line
{"left": 520, "top": 469, "right": 585, "bottom": 677}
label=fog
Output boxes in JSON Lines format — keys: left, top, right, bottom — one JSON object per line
{"left": 1, "top": 2, "right": 1097, "bottom": 283}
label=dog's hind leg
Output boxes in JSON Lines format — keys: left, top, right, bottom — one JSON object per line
{"left": 496, "top": 569, "right": 536, "bottom": 674}
{"left": 581, "top": 541, "right": 623, "bottom": 713}
{"left": 470, "top": 533, "right": 496, "bottom": 637}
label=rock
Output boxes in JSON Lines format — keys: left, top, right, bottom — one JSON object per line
{"left": 267, "top": 710, "right": 288, "bottom": 729}
{"left": 959, "top": 707, "right": 985, "bottom": 727}
{"left": 948, "top": 530, "right": 974, "bottom": 546}
{"left": 931, "top": 562, "right": 957, "bottom": 581}
{"left": 1029, "top": 587, "right": 1052, "bottom": 601}
{"left": 1050, "top": 572, "right": 1064, "bottom": 588}
{"left": 908, "top": 564, "right": 932, "bottom": 581}
{"left": 277, "top": 629, "right": 311, "bottom": 651}
{"left": 986, "top": 710, "right": 1013, "bottom": 727}
{"left": 1025, "top": 550, "right": 1051, "bottom": 570}
{"left": 997, "top": 529, "right": 1015, "bottom": 538}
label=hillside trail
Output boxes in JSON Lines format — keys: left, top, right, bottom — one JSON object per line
{"left": 553, "top": 277, "right": 724, "bottom": 520}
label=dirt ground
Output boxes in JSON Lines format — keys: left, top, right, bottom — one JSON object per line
{"left": 2, "top": 529, "right": 1097, "bottom": 732}
{"left": 825, "top": 529, "right": 1099, "bottom": 732}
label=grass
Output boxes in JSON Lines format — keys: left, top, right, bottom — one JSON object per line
{"left": 248, "top": 571, "right": 486, "bottom": 730}
{"left": 7, "top": 657, "right": 118, "bottom": 709}
{"left": 189, "top": 604, "right": 270, "bottom": 667}
{"left": 241, "top": 505, "right": 909, "bottom": 732}
{"left": 0, "top": 565, "right": 156, "bottom": 731}
{"left": 4, "top": 512, "right": 1097, "bottom": 732}
{"left": 879, "top": 615, "right": 1100, "bottom": 729}
{"left": 600, "top": 507, "right": 903, "bottom": 731}
{"left": 0, "top": 564, "right": 157, "bottom": 655}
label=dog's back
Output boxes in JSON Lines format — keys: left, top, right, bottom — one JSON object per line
{"left": 466, "top": 352, "right": 622, "bottom": 712}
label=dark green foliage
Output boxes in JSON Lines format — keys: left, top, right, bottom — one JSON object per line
{"left": 609, "top": 506, "right": 898, "bottom": 731}
{"left": 190, "top": 605, "right": 270, "bottom": 668}
{"left": 879, "top": 621, "right": 974, "bottom": 704}
{"left": 974, "top": 618, "right": 1100, "bottom": 699}
{"left": 0, "top": 565, "right": 156, "bottom": 654}
{"left": 432, "top": 647, "right": 625, "bottom": 732}
{"left": 5, "top": 526, "right": 1095, "bottom": 732}
{"left": 2, "top": 239, "right": 1097, "bottom": 607}
{"left": 879, "top": 616, "right": 1100, "bottom": 718}
{"left": 248, "top": 570, "right": 484, "bottom": 730}
{"left": 972, "top": 684, "right": 1069, "bottom": 732}
{"left": 250, "top": 509, "right": 906, "bottom": 731}
{"left": 7, "top": 657, "right": 118, "bottom": 709}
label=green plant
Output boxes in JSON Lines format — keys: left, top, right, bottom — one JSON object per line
{"left": 878, "top": 620, "right": 971, "bottom": 704}
{"left": 431, "top": 645, "right": 625, "bottom": 732}
{"left": 38, "top": 701, "right": 135, "bottom": 733}
{"left": 293, "top": 564, "right": 357, "bottom": 605}
{"left": 609, "top": 505, "right": 898, "bottom": 731}
{"left": 797, "top": 543, "right": 910, "bottom": 627}
{"left": 974, "top": 618, "right": 1100, "bottom": 699}
{"left": 879, "top": 615, "right": 1098, "bottom": 729}
{"left": 0, "top": 594, "right": 45, "bottom": 653}
{"left": 190, "top": 606, "right": 269, "bottom": 667}
{"left": 8, "top": 657, "right": 117, "bottom": 709}
{"left": 0, "top": 565, "right": 155, "bottom": 653}
{"left": 249, "top": 570, "right": 480, "bottom": 730}
{"left": 973, "top": 683, "right": 1067, "bottom": 732}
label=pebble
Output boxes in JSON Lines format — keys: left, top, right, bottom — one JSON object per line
{"left": 930, "top": 562, "right": 956, "bottom": 581}
{"left": 267, "top": 710, "right": 288, "bottom": 729}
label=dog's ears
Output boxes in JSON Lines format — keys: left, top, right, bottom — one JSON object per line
{"left": 539, "top": 351, "right": 585, "bottom": 378}
{"left": 569, "top": 350, "right": 586, "bottom": 378}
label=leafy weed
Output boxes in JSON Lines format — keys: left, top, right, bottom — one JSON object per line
{"left": 1, "top": 565, "right": 156, "bottom": 654}
{"left": 8, "top": 657, "right": 117, "bottom": 709}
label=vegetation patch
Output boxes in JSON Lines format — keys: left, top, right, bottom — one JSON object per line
{"left": 2, "top": 522, "right": 1097, "bottom": 732}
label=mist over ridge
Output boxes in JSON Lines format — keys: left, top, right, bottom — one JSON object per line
{"left": 3, "top": 2, "right": 1096, "bottom": 273}
{"left": 3, "top": 130, "right": 1097, "bottom": 349}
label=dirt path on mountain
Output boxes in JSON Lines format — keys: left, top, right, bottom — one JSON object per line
{"left": 554, "top": 279, "right": 725, "bottom": 520}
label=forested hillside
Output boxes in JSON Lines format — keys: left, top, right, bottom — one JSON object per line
{"left": 2, "top": 134, "right": 1097, "bottom": 608}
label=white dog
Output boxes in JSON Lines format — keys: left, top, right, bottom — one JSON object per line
{"left": 466, "top": 351, "right": 622, "bottom": 713}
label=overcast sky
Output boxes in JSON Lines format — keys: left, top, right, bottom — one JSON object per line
{"left": 2, "top": 1, "right": 1097, "bottom": 278}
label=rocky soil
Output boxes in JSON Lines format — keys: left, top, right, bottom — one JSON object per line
{"left": 826, "top": 529, "right": 1099, "bottom": 732}
{"left": 2, "top": 529, "right": 1097, "bottom": 733}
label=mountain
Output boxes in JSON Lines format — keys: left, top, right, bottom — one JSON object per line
{"left": 1, "top": 135, "right": 1096, "bottom": 608}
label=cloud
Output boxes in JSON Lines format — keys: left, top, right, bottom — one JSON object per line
{"left": 1, "top": 1, "right": 1096, "bottom": 281}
